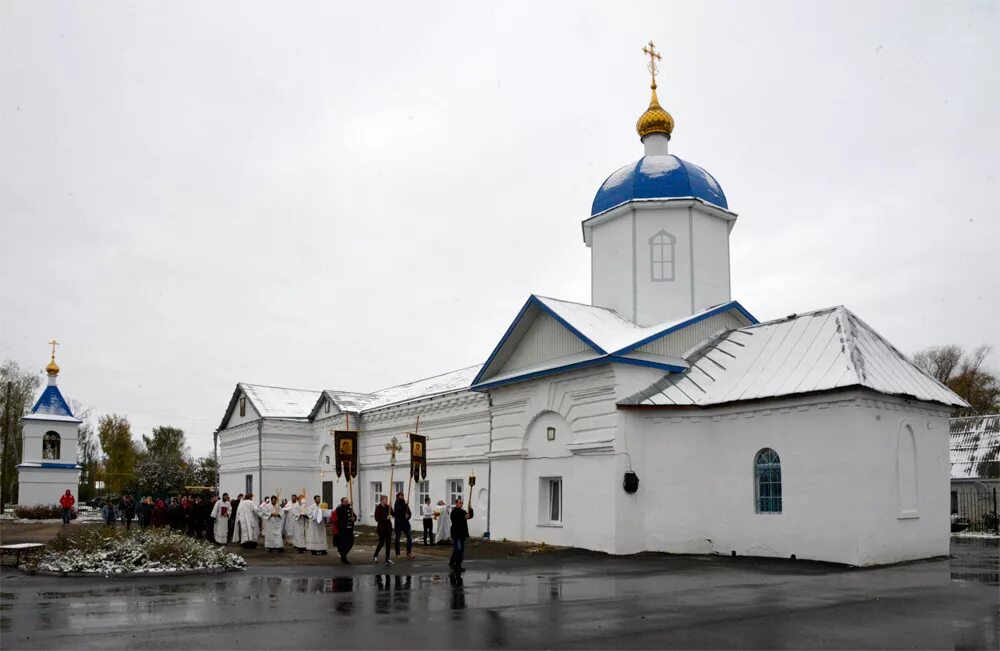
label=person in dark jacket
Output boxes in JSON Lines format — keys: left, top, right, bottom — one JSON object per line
{"left": 393, "top": 492, "right": 413, "bottom": 559}
{"left": 228, "top": 494, "right": 242, "bottom": 543}
{"left": 373, "top": 495, "right": 393, "bottom": 565}
{"left": 192, "top": 497, "right": 208, "bottom": 539}
{"left": 122, "top": 495, "right": 136, "bottom": 529}
{"left": 449, "top": 496, "right": 473, "bottom": 572}
{"left": 101, "top": 499, "right": 117, "bottom": 526}
{"left": 333, "top": 497, "right": 356, "bottom": 563}
{"left": 138, "top": 497, "right": 153, "bottom": 528}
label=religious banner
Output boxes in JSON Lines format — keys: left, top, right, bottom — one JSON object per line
{"left": 410, "top": 433, "right": 427, "bottom": 481}
{"left": 334, "top": 430, "right": 359, "bottom": 479}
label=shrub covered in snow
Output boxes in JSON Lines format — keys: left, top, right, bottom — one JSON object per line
{"left": 13, "top": 504, "right": 63, "bottom": 519}
{"left": 22, "top": 527, "right": 247, "bottom": 574}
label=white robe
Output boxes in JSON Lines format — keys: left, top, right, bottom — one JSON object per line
{"left": 210, "top": 499, "right": 231, "bottom": 543}
{"left": 435, "top": 505, "right": 452, "bottom": 543}
{"left": 234, "top": 498, "right": 261, "bottom": 544}
{"left": 283, "top": 502, "right": 307, "bottom": 549}
{"left": 304, "top": 503, "right": 327, "bottom": 552}
{"left": 282, "top": 501, "right": 298, "bottom": 538}
{"left": 262, "top": 504, "right": 285, "bottom": 549}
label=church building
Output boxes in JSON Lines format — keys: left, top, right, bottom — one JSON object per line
{"left": 217, "top": 45, "right": 966, "bottom": 566}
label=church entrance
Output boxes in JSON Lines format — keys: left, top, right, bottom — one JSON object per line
{"left": 322, "top": 480, "right": 333, "bottom": 507}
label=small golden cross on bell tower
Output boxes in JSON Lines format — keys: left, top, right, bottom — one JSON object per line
{"left": 48, "top": 339, "right": 60, "bottom": 359}
{"left": 642, "top": 40, "right": 662, "bottom": 87}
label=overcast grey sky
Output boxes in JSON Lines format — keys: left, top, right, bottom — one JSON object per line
{"left": 2, "top": 1, "right": 997, "bottom": 458}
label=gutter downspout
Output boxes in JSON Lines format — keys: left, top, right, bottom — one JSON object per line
{"left": 257, "top": 419, "right": 263, "bottom": 496}
{"left": 486, "top": 392, "right": 493, "bottom": 539}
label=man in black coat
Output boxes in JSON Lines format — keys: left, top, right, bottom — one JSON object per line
{"left": 449, "top": 496, "right": 473, "bottom": 572}
{"left": 333, "top": 497, "right": 356, "bottom": 563}
{"left": 393, "top": 492, "right": 413, "bottom": 559}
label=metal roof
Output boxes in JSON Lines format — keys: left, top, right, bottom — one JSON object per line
{"left": 28, "top": 384, "right": 80, "bottom": 422}
{"left": 591, "top": 155, "right": 728, "bottom": 216}
{"left": 950, "top": 414, "right": 1000, "bottom": 480}
{"left": 241, "top": 384, "right": 322, "bottom": 420}
{"left": 621, "top": 306, "right": 968, "bottom": 409}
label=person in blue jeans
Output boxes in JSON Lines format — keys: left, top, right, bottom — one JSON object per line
{"left": 448, "top": 497, "right": 473, "bottom": 572}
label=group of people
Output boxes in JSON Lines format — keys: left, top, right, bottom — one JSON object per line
{"left": 60, "top": 487, "right": 474, "bottom": 572}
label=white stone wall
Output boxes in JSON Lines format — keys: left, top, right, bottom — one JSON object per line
{"left": 621, "top": 390, "right": 954, "bottom": 566}
{"left": 17, "top": 467, "right": 80, "bottom": 506}
{"left": 21, "top": 417, "right": 79, "bottom": 464}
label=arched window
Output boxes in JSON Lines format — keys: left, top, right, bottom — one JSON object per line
{"left": 43, "top": 431, "right": 61, "bottom": 460}
{"left": 649, "top": 230, "right": 676, "bottom": 282}
{"left": 754, "top": 448, "right": 782, "bottom": 513}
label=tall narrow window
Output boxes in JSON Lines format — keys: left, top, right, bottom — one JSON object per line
{"left": 649, "top": 230, "right": 676, "bottom": 282}
{"left": 755, "top": 448, "right": 782, "bottom": 513}
{"left": 549, "top": 478, "right": 562, "bottom": 522}
{"left": 42, "top": 432, "right": 61, "bottom": 460}
{"left": 448, "top": 479, "right": 464, "bottom": 506}
{"left": 239, "top": 397, "right": 246, "bottom": 417}
{"left": 897, "top": 425, "right": 919, "bottom": 518}
{"left": 371, "top": 481, "right": 384, "bottom": 508}
{"left": 245, "top": 473, "right": 253, "bottom": 495}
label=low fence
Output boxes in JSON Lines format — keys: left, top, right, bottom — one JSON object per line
{"left": 952, "top": 487, "right": 999, "bottom": 534}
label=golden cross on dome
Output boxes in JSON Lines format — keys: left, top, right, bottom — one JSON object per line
{"left": 48, "top": 339, "right": 60, "bottom": 358}
{"left": 642, "top": 40, "right": 662, "bottom": 87}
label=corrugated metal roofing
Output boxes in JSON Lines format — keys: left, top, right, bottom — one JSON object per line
{"left": 361, "top": 364, "right": 482, "bottom": 411}
{"left": 621, "top": 306, "right": 968, "bottom": 409}
{"left": 950, "top": 414, "right": 1000, "bottom": 480}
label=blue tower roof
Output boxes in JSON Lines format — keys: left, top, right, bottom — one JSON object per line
{"left": 31, "top": 385, "right": 75, "bottom": 418}
{"left": 591, "top": 154, "right": 728, "bottom": 216}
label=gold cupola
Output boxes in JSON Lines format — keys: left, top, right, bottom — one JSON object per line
{"left": 45, "top": 339, "right": 60, "bottom": 376}
{"left": 636, "top": 41, "right": 674, "bottom": 140}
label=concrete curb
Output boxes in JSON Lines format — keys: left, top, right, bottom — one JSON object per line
{"left": 18, "top": 565, "right": 246, "bottom": 578}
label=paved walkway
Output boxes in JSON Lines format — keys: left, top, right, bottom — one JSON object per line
{"left": 1, "top": 539, "right": 996, "bottom": 649}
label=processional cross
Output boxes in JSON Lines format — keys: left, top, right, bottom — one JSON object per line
{"left": 642, "top": 40, "right": 662, "bottom": 86}
{"left": 386, "top": 436, "right": 404, "bottom": 496}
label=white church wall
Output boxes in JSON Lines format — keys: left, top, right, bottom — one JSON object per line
{"left": 485, "top": 365, "right": 623, "bottom": 552}
{"left": 850, "top": 397, "right": 953, "bottom": 566}
{"left": 623, "top": 390, "right": 953, "bottom": 566}
{"left": 634, "top": 206, "right": 695, "bottom": 326}
{"left": 590, "top": 208, "right": 636, "bottom": 320}
{"left": 690, "top": 210, "right": 732, "bottom": 312}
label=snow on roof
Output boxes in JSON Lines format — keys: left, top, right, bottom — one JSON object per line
{"left": 950, "top": 415, "right": 999, "bottom": 480}
{"left": 321, "top": 390, "right": 376, "bottom": 413}
{"left": 29, "top": 384, "right": 80, "bottom": 422}
{"left": 361, "top": 364, "right": 482, "bottom": 412}
{"left": 621, "top": 306, "right": 968, "bottom": 409}
{"left": 241, "top": 384, "right": 322, "bottom": 420}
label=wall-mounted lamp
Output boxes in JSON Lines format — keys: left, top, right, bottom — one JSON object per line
{"left": 546, "top": 426, "right": 556, "bottom": 441}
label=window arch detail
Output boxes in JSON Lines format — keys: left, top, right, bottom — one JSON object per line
{"left": 649, "top": 230, "right": 676, "bottom": 282}
{"left": 754, "top": 448, "right": 782, "bottom": 513}
{"left": 43, "top": 431, "right": 61, "bottom": 460}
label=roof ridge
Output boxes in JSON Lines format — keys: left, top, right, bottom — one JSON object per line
{"left": 239, "top": 381, "right": 321, "bottom": 393}
{"left": 369, "top": 363, "right": 483, "bottom": 395}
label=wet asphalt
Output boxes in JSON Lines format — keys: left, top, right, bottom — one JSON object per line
{"left": 1, "top": 539, "right": 996, "bottom": 650}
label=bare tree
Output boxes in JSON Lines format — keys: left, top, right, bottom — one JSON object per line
{"left": 913, "top": 344, "right": 1000, "bottom": 415}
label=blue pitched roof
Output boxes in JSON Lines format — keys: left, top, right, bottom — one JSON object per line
{"left": 31, "top": 385, "right": 75, "bottom": 418}
{"left": 592, "top": 154, "right": 728, "bottom": 216}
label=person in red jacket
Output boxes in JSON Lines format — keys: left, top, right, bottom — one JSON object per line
{"left": 59, "top": 490, "right": 75, "bottom": 525}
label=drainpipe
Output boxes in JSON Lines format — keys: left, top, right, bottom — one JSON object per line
{"left": 257, "top": 419, "right": 263, "bottom": 496}
{"left": 212, "top": 429, "right": 219, "bottom": 489}
{"left": 486, "top": 392, "right": 493, "bottom": 539}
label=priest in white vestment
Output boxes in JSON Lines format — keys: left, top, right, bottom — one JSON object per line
{"left": 234, "top": 492, "right": 261, "bottom": 548}
{"left": 434, "top": 500, "right": 452, "bottom": 543}
{"left": 304, "top": 495, "right": 328, "bottom": 555}
{"left": 210, "top": 495, "right": 232, "bottom": 545}
{"left": 282, "top": 495, "right": 299, "bottom": 540}
{"left": 283, "top": 495, "right": 307, "bottom": 552}
{"left": 262, "top": 495, "right": 285, "bottom": 553}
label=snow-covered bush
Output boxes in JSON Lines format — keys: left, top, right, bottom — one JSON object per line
{"left": 23, "top": 527, "right": 246, "bottom": 574}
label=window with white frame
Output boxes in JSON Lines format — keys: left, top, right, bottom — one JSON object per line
{"left": 649, "top": 230, "right": 676, "bottom": 281}
{"left": 371, "top": 481, "right": 384, "bottom": 508}
{"left": 418, "top": 480, "right": 430, "bottom": 506}
{"left": 245, "top": 473, "right": 253, "bottom": 495}
{"left": 392, "top": 481, "right": 404, "bottom": 501}
{"left": 448, "top": 479, "right": 464, "bottom": 506}
{"left": 540, "top": 477, "right": 563, "bottom": 524}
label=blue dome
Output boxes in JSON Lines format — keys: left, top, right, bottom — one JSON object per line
{"left": 591, "top": 155, "right": 728, "bottom": 216}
